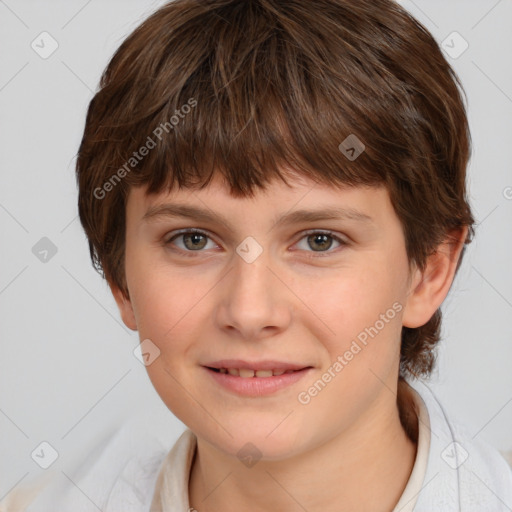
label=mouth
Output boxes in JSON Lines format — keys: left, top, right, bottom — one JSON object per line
{"left": 205, "top": 367, "right": 309, "bottom": 378}
{"left": 203, "top": 359, "right": 313, "bottom": 377}
{"left": 202, "top": 362, "right": 314, "bottom": 396}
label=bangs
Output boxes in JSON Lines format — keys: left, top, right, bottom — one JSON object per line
{"left": 88, "top": 0, "right": 434, "bottom": 200}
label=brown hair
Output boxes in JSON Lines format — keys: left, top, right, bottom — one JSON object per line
{"left": 76, "top": 0, "right": 475, "bottom": 381}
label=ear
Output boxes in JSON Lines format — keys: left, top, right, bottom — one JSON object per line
{"left": 109, "top": 281, "right": 138, "bottom": 331}
{"left": 402, "top": 226, "right": 468, "bottom": 328}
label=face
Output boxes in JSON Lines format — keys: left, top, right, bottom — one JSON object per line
{"left": 114, "top": 171, "right": 422, "bottom": 460}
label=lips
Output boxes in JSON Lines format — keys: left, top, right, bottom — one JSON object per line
{"left": 204, "top": 359, "right": 311, "bottom": 376}
{"left": 210, "top": 368, "right": 295, "bottom": 377}
{"left": 204, "top": 362, "right": 313, "bottom": 396}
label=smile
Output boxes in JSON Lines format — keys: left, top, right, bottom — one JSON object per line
{"left": 204, "top": 366, "right": 313, "bottom": 396}
{"left": 208, "top": 367, "right": 298, "bottom": 378}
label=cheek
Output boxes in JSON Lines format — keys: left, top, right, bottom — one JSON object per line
{"left": 310, "top": 260, "right": 399, "bottom": 331}
{"left": 304, "top": 254, "right": 405, "bottom": 375}
{"left": 130, "top": 273, "right": 194, "bottom": 340}
{"left": 126, "top": 266, "right": 207, "bottom": 415}
{"left": 297, "top": 264, "right": 404, "bottom": 427}
{"left": 126, "top": 259, "right": 219, "bottom": 367}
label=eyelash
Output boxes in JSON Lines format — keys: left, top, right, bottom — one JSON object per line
{"left": 163, "top": 228, "right": 348, "bottom": 258}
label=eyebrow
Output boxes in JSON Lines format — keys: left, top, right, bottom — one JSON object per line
{"left": 141, "top": 203, "right": 375, "bottom": 228}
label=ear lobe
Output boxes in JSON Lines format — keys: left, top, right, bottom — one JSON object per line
{"left": 402, "top": 226, "right": 468, "bottom": 328}
{"left": 109, "top": 282, "right": 138, "bottom": 331}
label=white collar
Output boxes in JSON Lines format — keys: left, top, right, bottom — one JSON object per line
{"left": 148, "top": 380, "right": 433, "bottom": 511}
{"left": 147, "top": 379, "right": 512, "bottom": 511}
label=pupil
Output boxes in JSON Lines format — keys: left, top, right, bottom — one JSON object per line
{"left": 185, "top": 233, "right": 206, "bottom": 250}
{"left": 309, "top": 234, "right": 332, "bottom": 251}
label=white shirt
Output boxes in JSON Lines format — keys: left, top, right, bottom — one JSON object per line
{"left": 4, "top": 379, "right": 512, "bottom": 511}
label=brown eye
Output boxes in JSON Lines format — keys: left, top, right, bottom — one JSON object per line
{"left": 294, "top": 230, "right": 347, "bottom": 254}
{"left": 307, "top": 233, "right": 334, "bottom": 251}
{"left": 182, "top": 232, "right": 208, "bottom": 250}
{"left": 165, "top": 230, "right": 215, "bottom": 252}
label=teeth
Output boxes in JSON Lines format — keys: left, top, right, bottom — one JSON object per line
{"left": 255, "top": 370, "right": 273, "bottom": 378}
{"left": 216, "top": 368, "right": 300, "bottom": 377}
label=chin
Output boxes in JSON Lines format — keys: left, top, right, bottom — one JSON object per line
{"left": 199, "top": 422, "right": 308, "bottom": 461}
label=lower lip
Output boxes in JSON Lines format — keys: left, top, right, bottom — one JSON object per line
{"left": 204, "top": 367, "right": 312, "bottom": 397}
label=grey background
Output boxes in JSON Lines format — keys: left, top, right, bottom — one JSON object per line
{"left": 1, "top": 0, "right": 511, "bottom": 500}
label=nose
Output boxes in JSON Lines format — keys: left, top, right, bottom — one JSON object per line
{"left": 214, "top": 244, "right": 293, "bottom": 341}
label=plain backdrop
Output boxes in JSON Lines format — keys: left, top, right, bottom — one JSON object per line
{"left": 1, "top": 0, "right": 511, "bottom": 499}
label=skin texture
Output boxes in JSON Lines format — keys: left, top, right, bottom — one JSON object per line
{"left": 111, "top": 171, "right": 467, "bottom": 512}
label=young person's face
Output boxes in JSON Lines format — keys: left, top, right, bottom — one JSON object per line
{"left": 114, "top": 170, "right": 423, "bottom": 459}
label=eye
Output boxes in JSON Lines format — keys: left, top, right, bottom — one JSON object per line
{"left": 165, "top": 229, "right": 217, "bottom": 253}
{"left": 294, "top": 230, "right": 347, "bottom": 254}
{"left": 164, "top": 229, "right": 348, "bottom": 257}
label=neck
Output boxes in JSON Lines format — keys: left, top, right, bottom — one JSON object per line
{"left": 189, "top": 381, "right": 418, "bottom": 512}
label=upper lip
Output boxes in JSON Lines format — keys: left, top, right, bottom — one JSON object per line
{"left": 204, "top": 359, "right": 311, "bottom": 371}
